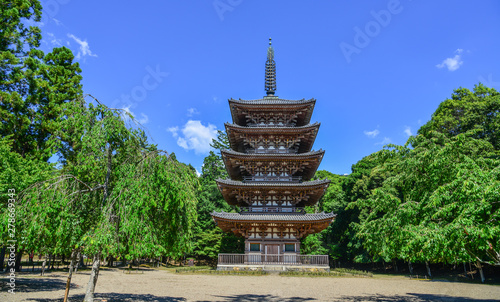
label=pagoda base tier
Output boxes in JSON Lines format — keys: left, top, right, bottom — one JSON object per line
{"left": 216, "top": 253, "right": 330, "bottom": 272}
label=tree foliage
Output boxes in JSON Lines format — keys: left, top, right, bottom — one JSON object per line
{"left": 353, "top": 132, "right": 500, "bottom": 265}
{"left": 1, "top": 0, "right": 82, "bottom": 160}
{"left": 14, "top": 97, "right": 198, "bottom": 300}
{"left": 419, "top": 83, "right": 500, "bottom": 150}
{"left": 350, "top": 85, "right": 500, "bottom": 266}
{"left": 191, "top": 129, "right": 243, "bottom": 263}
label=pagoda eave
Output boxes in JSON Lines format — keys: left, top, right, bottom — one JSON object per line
{"left": 212, "top": 211, "right": 335, "bottom": 238}
{"left": 225, "top": 122, "right": 320, "bottom": 153}
{"left": 221, "top": 149, "right": 325, "bottom": 181}
{"left": 216, "top": 178, "right": 331, "bottom": 207}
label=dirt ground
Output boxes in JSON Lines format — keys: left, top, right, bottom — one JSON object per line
{"left": 1, "top": 268, "right": 499, "bottom": 302}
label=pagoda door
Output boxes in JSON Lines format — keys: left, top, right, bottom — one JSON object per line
{"left": 265, "top": 244, "right": 280, "bottom": 263}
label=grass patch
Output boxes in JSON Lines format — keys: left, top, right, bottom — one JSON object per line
{"left": 174, "top": 266, "right": 214, "bottom": 273}
{"left": 280, "top": 268, "right": 373, "bottom": 278}
{"left": 175, "top": 267, "right": 268, "bottom": 275}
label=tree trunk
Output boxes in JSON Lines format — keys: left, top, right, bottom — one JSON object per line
{"left": 469, "top": 262, "right": 474, "bottom": 280}
{"left": 51, "top": 254, "right": 55, "bottom": 270}
{"left": 75, "top": 250, "right": 82, "bottom": 273}
{"left": 47, "top": 254, "right": 51, "bottom": 271}
{"left": 0, "top": 246, "right": 6, "bottom": 272}
{"left": 476, "top": 260, "right": 485, "bottom": 283}
{"left": 425, "top": 261, "right": 432, "bottom": 278}
{"left": 41, "top": 256, "right": 47, "bottom": 276}
{"left": 63, "top": 249, "right": 79, "bottom": 302}
{"left": 392, "top": 259, "right": 398, "bottom": 272}
{"left": 408, "top": 261, "right": 413, "bottom": 275}
{"left": 15, "top": 250, "right": 23, "bottom": 272}
{"left": 464, "top": 262, "right": 467, "bottom": 278}
{"left": 107, "top": 255, "right": 113, "bottom": 267}
{"left": 84, "top": 253, "right": 101, "bottom": 302}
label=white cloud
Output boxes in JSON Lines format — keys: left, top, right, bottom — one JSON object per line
{"left": 168, "top": 126, "right": 179, "bottom": 138}
{"left": 375, "top": 137, "right": 392, "bottom": 146}
{"left": 67, "top": 33, "right": 97, "bottom": 60}
{"left": 436, "top": 49, "right": 463, "bottom": 71}
{"left": 169, "top": 120, "right": 217, "bottom": 155}
{"left": 138, "top": 113, "right": 149, "bottom": 124}
{"left": 120, "top": 106, "right": 148, "bottom": 124}
{"left": 121, "top": 105, "right": 133, "bottom": 120}
{"left": 53, "top": 18, "right": 62, "bottom": 26}
{"left": 46, "top": 32, "right": 62, "bottom": 46}
{"left": 195, "top": 168, "right": 201, "bottom": 177}
{"left": 364, "top": 129, "right": 380, "bottom": 138}
{"left": 187, "top": 107, "right": 200, "bottom": 117}
{"left": 404, "top": 126, "right": 413, "bottom": 136}
{"left": 25, "top": 18, "right": 44, "bottom": 28}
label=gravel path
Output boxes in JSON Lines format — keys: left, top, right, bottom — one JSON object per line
{"left": 2, "top": 268, "right": 499, "bottom": 302}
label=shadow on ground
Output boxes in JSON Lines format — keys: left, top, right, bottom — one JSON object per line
{"left": 334, "top": 293, "right": 500, "bottom": 302}
{"left": 27, "top": 293, "right": 186, "bottom": 302}
{"left": 0, "top": 277, "right": 72, "bottom": 293}
{"left": 198, "top": 295, "right": 316, "bottom": 302}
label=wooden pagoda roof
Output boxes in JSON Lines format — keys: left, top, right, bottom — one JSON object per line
{"left": 221, "top": 149, "right": 325, "bottom": 181}
{"left": 229, "top": 97, "right": 316, "bottom": 127}
{"left": 212, "top": 211, "right": 335, "bottom": 238}
{"left": 216, "top": 178, "right": 330, "bottom": 206}
{"left": 225, "top": 122, "right": 320, "bottom": 153}
{"left": 212, "top": 211, "right": 336, "bottom": 222}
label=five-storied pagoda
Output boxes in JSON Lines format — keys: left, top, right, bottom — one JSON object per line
{"left": 212, "top": 39, "right": 336, "bottom": 271}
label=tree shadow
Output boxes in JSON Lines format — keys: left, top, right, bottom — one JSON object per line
{"left": 0, "top": 277, "right": 71, "bottom": 293}
{"left": 198, "top": 295, "right": 316, "bottom": 302}
{"left": 335, "top": 293, "right": 500, "bottom": 302}
{"left": 27, "top": 293, "right": 186, "bottom": 302}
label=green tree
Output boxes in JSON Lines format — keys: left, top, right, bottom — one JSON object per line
{"left": 419, "top": 83, "right": 500, "bottom": 150}
{"left": 191, "top": 129, "right": 244, "bottom": 263}
{"left": 354, "top": 132, "right": 500, "bottom": 271}
{"left": 18, "top": 97, "right": 198, "bottom": 301}
{"left": 0, "top": 137, "right": 54, "bottom": 270}
{"left": 1, "top": 1, "right": 82, "bottom": 161}
{"left": 0, "top": 0, "right": 42, "bottom": 87}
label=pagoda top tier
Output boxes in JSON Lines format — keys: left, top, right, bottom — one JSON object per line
{"left": 229, "top": 97, "right": 316, "bottom": 127}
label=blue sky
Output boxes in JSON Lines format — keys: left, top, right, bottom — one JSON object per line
{"left": 37, "top": 0, "right": 500, "bottom": 175}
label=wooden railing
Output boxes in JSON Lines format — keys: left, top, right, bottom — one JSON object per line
{"left": 242, "top": 176, "right": 302, "bottom": 183}
{"left": 240, "top": 207, "right": 305, "bottom": 214}
{"left": 218, "top": 254, "right": 329, "bottom": 266}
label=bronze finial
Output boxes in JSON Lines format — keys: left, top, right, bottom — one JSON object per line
{"left": 265, "top": 38, "right": 276, "bottom": 96}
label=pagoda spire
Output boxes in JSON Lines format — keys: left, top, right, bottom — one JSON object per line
{"left": 265, "top": 38, "right": 276, "bottom": 96}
